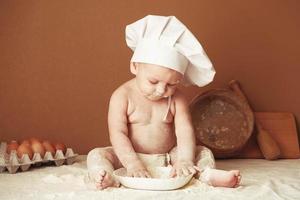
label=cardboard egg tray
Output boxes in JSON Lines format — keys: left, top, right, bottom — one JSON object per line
{"left": 0, "top": 142, "right": 78, "bottom": 173}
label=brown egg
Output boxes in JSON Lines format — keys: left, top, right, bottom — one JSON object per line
{"left": 20, "top": 139, "right": 31, "bottom": 146}
{"left": 54, "top": 142, "right": 66, "bottom": 154}
{"left": 7, "top": 140, "right": 19, "bottom": 154}
{"left": 31, "top": 140, "right": 46, "bottom": 157}
{"left": 42, "top": 140, "right": 56, "bottom": 156}
{"left": 29, "top": 137, "right": 41, "bottom": 144}
{"left": 17, "top": 143, "right": 33, "bottom": 159}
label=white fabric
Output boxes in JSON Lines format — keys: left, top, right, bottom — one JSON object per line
{"left": 126, "top": 15, "right": 216, "bottom": 87}
{"left": 1, "top": 156, "right": 300, "bottom": 200}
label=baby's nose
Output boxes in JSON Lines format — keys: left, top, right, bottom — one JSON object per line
{"left": 156, "top": 83, "right": 167, "bottom": 94}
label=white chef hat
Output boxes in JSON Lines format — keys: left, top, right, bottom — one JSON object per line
{"left": 125, "top": 15, "right": 216, "bottom": 87}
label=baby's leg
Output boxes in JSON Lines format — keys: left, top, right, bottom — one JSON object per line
{"left": 168, "top": 146, "right": 216, "bottom": 171}
{"left": 86, "top": 147, "right": 121, "bottom": 189}
{"left": 195, "top": 146, "right": 241, "bottom": 188}
{"left": 195, "top": 145, "right": 216, "bottom": 171}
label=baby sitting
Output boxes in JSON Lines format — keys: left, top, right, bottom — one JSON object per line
{"left": 86, "top": 15, "right": 241, "bottom": 190}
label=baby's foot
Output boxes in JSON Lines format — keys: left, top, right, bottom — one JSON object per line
{"left": 91, "top": 170, "right": 120, "bottom": 190}
{"left": 200, "top": 169, "right": 241, "bottom": 188}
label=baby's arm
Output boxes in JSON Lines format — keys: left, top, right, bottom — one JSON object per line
{"left": 170, "top": 91, "right": 198, "bottom": 177}
{"left": 108, "top": 88, "right": 150, "bottom": 178}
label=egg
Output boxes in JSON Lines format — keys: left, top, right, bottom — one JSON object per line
{"left": 29, "top": 137, "right": 41, "bottom": 144}
{"left": 42, "top": 140, "right": 56, "bottom": 156}
{"left": 7, "top": 140, "right": 19, "bottom": 154}
{"left": 17, "top": 143, "right": 33, "bottom": 159}
{"left": 54, "top": 142, "right": 66, "bottom": 154}
{"left": 31, "top": 140, "right": 46, "bottom": 157}
{"left": 20, "top": 139, "right": 31, "bottom": 146}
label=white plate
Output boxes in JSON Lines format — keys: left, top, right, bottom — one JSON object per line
{"left": 113, "top": 166, "right": 193, "bottom": 191}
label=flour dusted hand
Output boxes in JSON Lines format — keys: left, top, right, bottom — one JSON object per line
{"left": 170, "top": 161, "right": 199, "bottom": 177}
{"left": 126, "top": 166, "right": 151, "bottom": 178}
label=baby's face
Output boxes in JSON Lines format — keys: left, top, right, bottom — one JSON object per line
{"left": 131, "top": 62, "right": 183, "bottom": 101}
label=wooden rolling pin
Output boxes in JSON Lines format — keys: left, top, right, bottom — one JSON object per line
{"left": 228, "top": 80, "right": 281, "bottom": 160}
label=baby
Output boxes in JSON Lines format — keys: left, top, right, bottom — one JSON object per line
{"left": 87, "top": 15, "right": 241, "bottom": 190}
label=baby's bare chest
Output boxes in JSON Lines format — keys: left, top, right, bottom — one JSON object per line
{"left": 127, "top": 98, "right": 174, "bottom": 124}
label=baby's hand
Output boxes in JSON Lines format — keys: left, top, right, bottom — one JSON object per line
{"left": 126, "top": 165, "right": 151, "bottom": 178}
{"left": 170, "top": 161, "right": 200, "bottom": 177}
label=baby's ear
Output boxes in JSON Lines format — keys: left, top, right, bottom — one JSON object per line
{"left": 130, "top": 62, "right": 138, "bottom": 75}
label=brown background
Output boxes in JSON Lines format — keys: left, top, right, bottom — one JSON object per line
{"left": 1, "top": 0, "right": 299, "bottom": 154}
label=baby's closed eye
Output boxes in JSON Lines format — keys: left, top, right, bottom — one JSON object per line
{"left": 148, "top": 79, "right": 158, "bottom": 84}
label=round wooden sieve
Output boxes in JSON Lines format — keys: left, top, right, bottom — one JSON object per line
{"left": 190, "top": 89, "right": 254, "bottom": 158}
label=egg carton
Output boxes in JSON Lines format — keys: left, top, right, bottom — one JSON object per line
{"left": 0, "top": 142, "right": 78, "bottom": 173}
